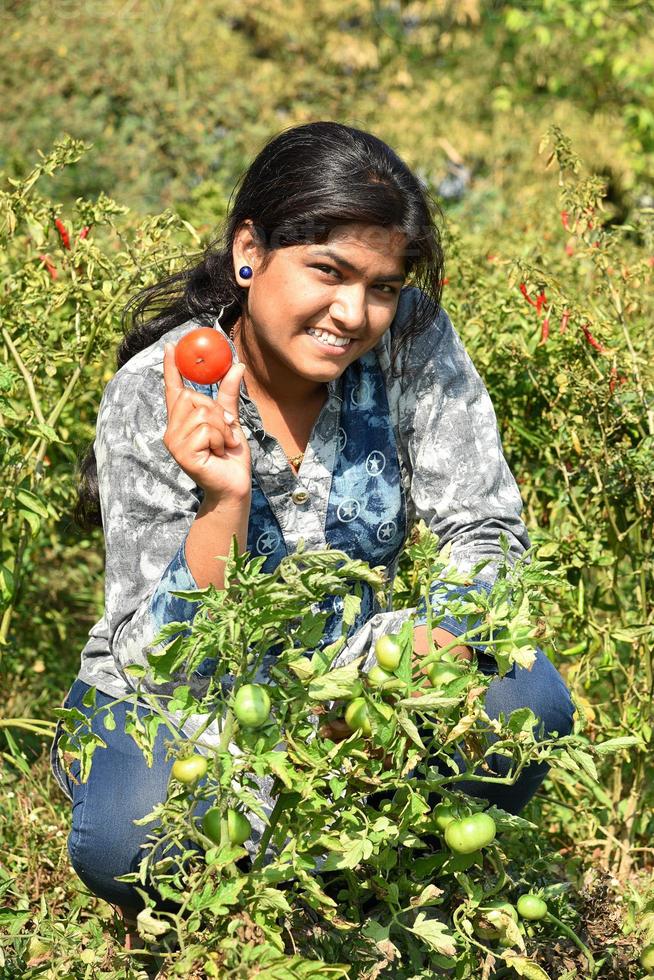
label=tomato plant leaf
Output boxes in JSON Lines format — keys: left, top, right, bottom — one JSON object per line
{"left": 409, "top": 883, "right": 445, "bottom": 908}
{"left": 502, "top": 952, "right": 551, "bottom": 979}
{"left": 308, "top": 657, "right": 365, "bottom": 701}
{"left": 594, "top": 735, "right": 643, "bottom": 754}
{"left": 408, "top": 912, "right": 457, "bottom": 956}
{"left": 396, "top": 711, "right": 426, "bottom": 749}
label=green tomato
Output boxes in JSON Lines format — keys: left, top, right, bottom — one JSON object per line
{"left": 445, "top": 812, "right": 497, "bottom": 854}
{"left": 516, "top": 894, "right": 548, "bottom": 921}
{"left": 344, "top": 698, "right": 393, "bottom": 736}
{"left": 345, "top": 697, "right": 372, "bottom": 736}
{"left": 433, "top": 803, "right": 457, "bottom": 831}
{"left": 640, "top": 945, "right": 654, "bottom": 971}
{"left": 227, "top": 808, "right": 251, "bottom": 845}
{"left": 202, "top": 807, "right": 222, "bottom": 844}
{"left": 374, "top": 635, "right": 402, "bottom": 672}
{"left": 233, "top": 684, "right": 271, "bottom": 729}
{"left": 171, "top": 754, "right": 208, "bottom": 785}
{"left": 427, "top": 661, "right": 465, "bottom": 689}
{"left": 473, "top": 900, "right": 519, "bottom": 940}
{"left": 367, "top": 664, "right": 396, "bottom": 688}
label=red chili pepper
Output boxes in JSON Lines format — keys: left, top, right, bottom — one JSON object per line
{"left": 560, "top": 210, "right": 570, "bottom": 231}
{"left": 519, "top": 283, "right": 538, "bottom": 307}
{"left": 78, "top": 225, "right": 91, "bottom": 240}
{"left": 609, "top": 367, "right": 617, "bottom": 394}
{"left": 539, "top": 318, "right": 550, "bottom": 344}
{"left": 535, "top": 291, "right": 547, "bottom": 314}
{"left": 439, "top": 277, "right": 449, "bottom": 286}
{"left": 560, "top": 311, "right": 570, "bottom": 333}
{"left": 55, "top": 218, "right": 71, "bottom": 250}
{"left": 38, "top": 254, "right": 58, "bottom": 280}
{"left": 565, "top": 242, "right": 575, "bottom": 256}
{"left": 581, "top": 323, "right": 606, "bottom": 353}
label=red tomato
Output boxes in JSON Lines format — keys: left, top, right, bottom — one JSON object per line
{"left": 174, "top": 328, "right": 232, "bottom": 385}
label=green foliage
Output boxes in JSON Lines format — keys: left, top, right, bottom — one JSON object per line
{"left": 51, "top": 526, "right": 604, "bottom": 975}
{"left": 1, "top": 0, "right": 654, "bottom": 975}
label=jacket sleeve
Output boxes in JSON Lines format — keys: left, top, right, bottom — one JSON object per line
{"left": 95, "top": 359, "right": 208, "bottom": 690}
{"left": 394, "top": 303, "right": 531, "bottom": 648}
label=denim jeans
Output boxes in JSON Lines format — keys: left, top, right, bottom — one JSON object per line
{"left": 50, "top": 647, "right": 575, "bottom": 912}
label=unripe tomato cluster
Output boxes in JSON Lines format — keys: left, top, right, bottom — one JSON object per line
{"left": 339, "top": 635, "right": 405, "bottom": 736}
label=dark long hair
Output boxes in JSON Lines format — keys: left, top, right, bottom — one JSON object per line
{"left": 73, "top": 120, "right": 445, "bottom": 530}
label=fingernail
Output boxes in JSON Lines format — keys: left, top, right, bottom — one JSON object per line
{"left": 223, "top": 411, "right": 235, "bottom": 424}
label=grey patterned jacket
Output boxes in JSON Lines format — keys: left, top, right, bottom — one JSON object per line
{"left": 65, "top": 285, "right": 531, "bottom": 852}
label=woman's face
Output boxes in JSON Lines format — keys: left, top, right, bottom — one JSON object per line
{"left": 232, "top": 221, "right": 407, "bottom": 401}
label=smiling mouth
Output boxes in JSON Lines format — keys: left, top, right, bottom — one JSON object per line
{"left": 305, "top": 327, "right": 353, "bottom": 349}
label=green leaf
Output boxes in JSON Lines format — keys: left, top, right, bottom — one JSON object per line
{"left": 18, "top": 508, "right": 41, "bottom": 536}
{"left": 594, "top": 736, "right": 643, "bottom": 754}
{"left": 568, "top": 746, "right": 598, "bottom": 781}
{"left": 408, "top": 912, "right": 457, "bottom": 956}
{"left": 397, "top": 711, "right": 426, "bottom": 749}
{"left": 308, "top": 657, "right": 365, "bottom": 701}
{"left": 267, "top": 752, "right": 295, "bottom": 789}
{"left": 320, "top": 836, "right": 374, "bottom": 870}
{"left": 506, "top": 707, "right": 538, "bottom": 734}
{"left": 0, "top": 566, "right": 14, "bottom": 601}
{"left": 502, "top": 952, "right": 551, "bottom": 979}
{"left": 342, "top": 590, "right": 362, "bottom": 627}
{"left": 82, "top": 686, "right": 97, "bottom": 709}
{"left": 102, "top": 708, "right": 116, "bottom": 731}
{"left": 15, "top": 488, "right": 50, "bottom": 518}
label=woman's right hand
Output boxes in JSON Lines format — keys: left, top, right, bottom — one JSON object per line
{"left": 163, "top": 342, "right": 252, "bottom": 503}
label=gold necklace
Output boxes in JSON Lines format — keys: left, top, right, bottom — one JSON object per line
{"left": 228, "top": 323, "right": 305, "bottom": 470}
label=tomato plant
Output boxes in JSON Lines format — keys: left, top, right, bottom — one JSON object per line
{"left": 171, "top": 754, "right": 208, "bottom": 785}
{"left": 444, "top": 812, "right": 497, "bottom": 854}
{"left": 174, "top": 327, "right": 232, "bottom": 385}
{"left": 374, "top": 635, "right": 402, "bottom": 671}
{"left": 227, "top": 808, "right": 251, "bottom": 845}
{"left": 517, "top": 894, "right": 548, "bottom": 921}
{"left": 233, "top": 683, "right": 271, "bottom": 729}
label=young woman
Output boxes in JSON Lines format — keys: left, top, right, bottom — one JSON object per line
{"left": 50, "top": 121, "right": 574, "bottom": 940}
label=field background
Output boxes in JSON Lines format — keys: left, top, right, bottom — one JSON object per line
{"left": 1, "top": 0, "right": 653, "bottom": 976}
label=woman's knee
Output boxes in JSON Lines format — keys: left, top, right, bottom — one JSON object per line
{"left": 67, "top": 757, "right": 173, "bottom": 909}
{"left": 483, "top": 647, "right": 575, "bottom": 741}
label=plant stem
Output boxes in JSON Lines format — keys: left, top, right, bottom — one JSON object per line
{"left": 546, "top": 912, "right": 596, "bottom": 975}
{"left": 251, "top": 779, "right": 284, "bottom": 872}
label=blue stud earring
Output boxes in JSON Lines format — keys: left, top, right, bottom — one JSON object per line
{"left": 239, "top": 265, "right": 253, "bottom": 279}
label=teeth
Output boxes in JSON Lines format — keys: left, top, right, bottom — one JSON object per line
{"left": 307, "top": 328, "right": 351, "bottom": 347}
